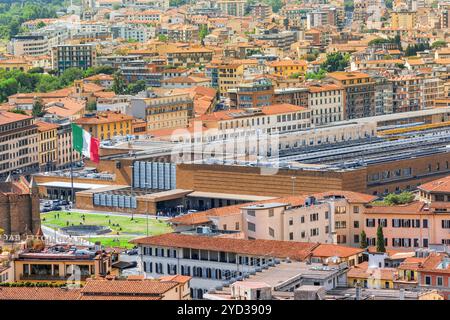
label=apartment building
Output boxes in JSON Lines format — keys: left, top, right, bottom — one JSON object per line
{"left": 307, "top": 83, "right": 345, "bottom": 126}
{"left": 240, "top": 191, "right": 376, "bottom": 247}
{"left": 36, "top": 121, "right": 59, "bottom": 172}
{"left": 130, "top": 92, "right": 194, "bottom": 131}
{"left": 228, "top": 78, "right": 275, "bottom": 109}
{"left": 217, "top": 63, "right": 245, "bottom": 97}
{"left": 217, "top": 0, "right": 246, "bottom": 16}
{"left": 389, "top": 75, "right": 423, "bottom": 113}
{"left": 0, "top": 112, "right": 39, "bottom": 181}
{"left": 131, "top": 232, "right": 317, "bottom": 299}
{"left": 249, "top": 3, "right": 272, "bottom": 21}
{"left": 8, "top": 35, "right": 49, "bottom": 57}
{"left": 328, "top": 72, "right": 376, "bottom": 120}
{"left": 195, "top": 104, "right": 311, "bottom": 136}
{"left": 52, "top": 44, "right": 97, "bottom": 74}
{"left": 166, "top": 48, "right": 214, "bottom": 67}
{"left": 75, "top": 111, "right": 134, "bottom": 141}
{"left": 364, "top": 176, "right": 450, "bottom": 250}
{"left": 111, "top": 24, "right": 155, "bottom": 42}
{"left": 391, "top": 10, "right": 417, "bottom": 29}
{"left": 167, "top": 25, "right": 199, "bottom": 43}
{"left": 267, "top": 60, "right": 308, "bottom": 78}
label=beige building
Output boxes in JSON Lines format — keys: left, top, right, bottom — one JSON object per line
{"left": 141, "top": 92, "right": 194, "bottom": 132}
{"left": 0, "top": 111, "right": 39, "bottom": 180}
{"left": 241, "top": 191, "right": 377, "bottom": 247}
{"left": 307, "top": 83, "right": 345, "bottom": 126}
{"left": 36, "top": 121, "right": 59, "bottom": 172}
{"left": 391, "top": 11, "right": 417, "bottom": 29}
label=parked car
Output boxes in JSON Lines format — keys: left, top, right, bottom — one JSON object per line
{"left": 127, "top": 249, "right": 139, "bottom": 255}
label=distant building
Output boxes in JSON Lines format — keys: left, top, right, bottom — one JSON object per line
{"left": 217, "top": 0, "right": 246, "bottom": 17}
{"left": 75, "top": 111, "right": 134, "bottom": 140}
{"left": 52, "top": 44, "right": 97, "bottom": 74}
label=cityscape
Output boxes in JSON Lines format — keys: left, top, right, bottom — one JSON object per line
{"left": 0, "top": 0, "right": 450, "bottom": 304}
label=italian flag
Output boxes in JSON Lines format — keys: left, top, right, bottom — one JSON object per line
{"left": 71, "top": 123, "right": 100, "bottom": 163}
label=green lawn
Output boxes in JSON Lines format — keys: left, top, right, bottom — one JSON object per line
{"left": 86, "top": 236, "right": 137, "bottom": 249}
{"left": 41, "top": 211, "right": 173, "bottom": 249}
{"left": 41, "top": 211, "right": 172, "bottom": 235}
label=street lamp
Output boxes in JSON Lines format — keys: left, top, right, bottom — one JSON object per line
{"left": 129, "top": 165, "right": 134, "bottom": 221}
{"left": 291, "top": 176, "right": 296, "bottom": 196}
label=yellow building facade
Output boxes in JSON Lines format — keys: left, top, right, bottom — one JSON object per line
{"left": 36, "top": 121, "right": 59, "bottom": 172}
{"left": 75, "top": 111, "right": 134, "bottom": 140}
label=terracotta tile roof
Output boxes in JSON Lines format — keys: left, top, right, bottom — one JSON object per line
{"left": 420, "top": 253, "right": 450, "bottom": 274}
{"left": 0, "top": 111, "right": 33, "bottom": 125}
{"left": 75, "top": 111, "right": 134, "bottom": 125}
{"left": 131, "top": 233, "right": 318, "bottom": 261}
{"left": 0, "top": 287, "right": 81, "bottom": 300}
{"left": 313, "top": 190, "right": 377, "bottom": 203}
{"left": 312, "top": 244, "right": 364, "bottom": 258}
{"left": 268, "top": 60, "right": 307, "bottom": 68}
{"left": 170, "top": 195, "right": 308, "bottom": 226}
{"left": 79, "top": 295, "right": 161, "bottom": 300}
{"left": 197, "top": 104, "right": 306, "bottom": 122}
{"left": 328, "top": 71, "right": 372, "bottom": 81}
{"left": 418, "top": 175, "right": 450, "bottom": 193}
{"left": 36, "top": 121, "right": 59, "bottom": 132}
{"left": 81, "top": 278, "right": 178, "bottom": 295}
{"left": 347, "top": 261, "right": 397, "bottom": 281}
{"left": 159, "top": 275, "right": 191, "bottom": 284}
{"left": 364, "top": 201, "right": 426, "bottom": 215}
{"left": 398, "top": 257, "right": 427, "bottom": 271}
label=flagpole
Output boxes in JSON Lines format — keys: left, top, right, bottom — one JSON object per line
{"left": 70, "top": 125, "right": 75, "bottom": 207}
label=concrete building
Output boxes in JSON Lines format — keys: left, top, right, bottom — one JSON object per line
{"left": 52, "top": 44, "right": 97, "bottom": 74}
{"left": 228, "top": 78, "right": 275, "bottom": 109}
{"left": 328, "top": 72, "right": 376, "bottom": 120}
{"left": 217, "top": 0, "right": 246, "bottom": 17}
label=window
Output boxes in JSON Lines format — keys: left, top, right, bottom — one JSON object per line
{"left": 289, "top": 218, "right": 293, "bottom": 226}
{"left": 247, "top": 210, "right": 255, "bottom": 216}
{"left": 437, "top": 276, "right": 443, "bottom": 287}
{"left": 289, "top": 232, "right": 294, "bottom": 240}
{"left": 424, "top": 276, "right": 431, "bottom": 286}
{"left": 354, "top": 235, "right": 360, "bottom": 243}
{"left": 310, "top": 213, "right": 319, "bottom": 222}
{"left": 310, "top": 228, "right": 319, "bottom": 237}
{"left": 366, "top": 219, "right": 376, "bottom": 227}
{"left": 354, "top": 221, "right": 359, "bottom": 228}
{"left": 353, "top": 206, "right": 359, "bottom": 214}
{"left": 235, "top": 222, "right": 240, "bottom": 230}
{"left": 268, "top": 227, "right": 275, "bottom": 237}
{"left": 268, "top": 209, "right": 274, "bottom": 217}
{"left": 248, "top": 222, "right": 256, "bottom": 232}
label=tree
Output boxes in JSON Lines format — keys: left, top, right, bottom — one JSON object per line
{"left": 360, "top": 230, "right": 368, "bottom": 249}
{"left": 376, "top": 225, "right": 386, "bottom": 252}
{"left": 306, "top": 68, "right": 327, "bottom": 80}
{"left": 112, "top": 71, "right": 126, "bottom": 95}
{"left": 320, "top": 52, "right": 350, "bottom": 72}
{"left": 432, "top": 40, "right": 447, "bottom": 49}
{"left": 36, "top": 21, "right": 46, "bottom": 29}
{"left": 158, "top": 34, "right": 168, "bottom": 42}
{"left": 126, "top": 80, "right": 146, "bottom": 95}
{"left": 86, "top": 101, "right": 97, "bottom": 112}
{"left": 32, "top": 97, "right": 45, "bottom": 117}
{"left": 9, "top": 108, "right": 27, "bottom": 115}
{"left": 59, "top": 67, "right": 84, "bottom": 86}
{"left": 199, "top": 25, "right": 209, "bottom": 42}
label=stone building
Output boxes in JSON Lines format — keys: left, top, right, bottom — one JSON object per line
{"left": 0, "top": 176, "right": 40, "bottom": 237}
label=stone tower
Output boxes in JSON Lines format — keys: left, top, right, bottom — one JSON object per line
{"left": 0, "top": 176, "right": 40, "bottom": 238}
